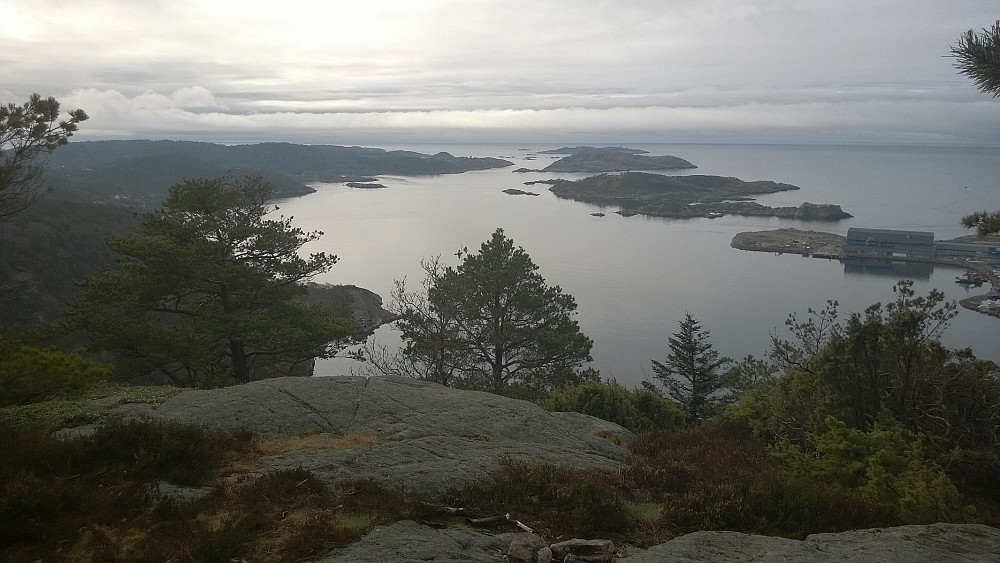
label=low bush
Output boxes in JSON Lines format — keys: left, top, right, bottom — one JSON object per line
{"left": 625, "top": 421, "right": 893, "bottom": 540}
{"left": 0, "top": 343, "right": 109, "bottom": 406}
{"left": 85, "top": 418, "right": 254, "bottom": 484}
{"left": 772, "top": 415, "right": 969, "bottom": 524}
{"left": 544, "top": 380, "right": 682, "bottom": 433}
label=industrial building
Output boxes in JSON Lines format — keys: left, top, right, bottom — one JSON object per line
{"left": 844, "top": 228, "right": 936, "bottom": 259}
{"left": 935, "top": 240, "right": 1000, "bottom": 260}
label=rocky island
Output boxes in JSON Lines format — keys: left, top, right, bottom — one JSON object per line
{"left": 502, "top": 188, "right": 540, "bottom": 196}
{"left": 731, "top": 228, "right": 846, "bottom": 257}
{"left": 514, "top": 146, "right": 696, "bottom": 173}
{"left": 546, "top": 172, "right": 852, "bottom": 220}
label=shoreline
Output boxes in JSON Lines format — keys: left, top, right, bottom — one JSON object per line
{"left": 731, "top": 228, "right": 1000, "bottom": 318}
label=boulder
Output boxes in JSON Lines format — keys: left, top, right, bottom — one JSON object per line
{"left": 508, "top": 534, "right": 553, "bottom": 563}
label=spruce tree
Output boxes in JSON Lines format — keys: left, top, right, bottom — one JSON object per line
{"left": 651, "top": 312, "right": 730, "bottom": 423}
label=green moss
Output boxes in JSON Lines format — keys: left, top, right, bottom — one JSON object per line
{"left": 0, "top": 383, "right": 183, "bottom": 431}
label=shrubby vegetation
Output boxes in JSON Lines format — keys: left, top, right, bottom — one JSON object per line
{"left": 4, "top": 44, "right": 999, "bottom": 555}
{"left": 544, "top": 380, "right": 682, "bottom": 433}
{"left": 0, "top": 416, "right": 427, "bottom": 561}
{"left": 5, "top": 248, "right": 1000, "bottom": 558}
{"left": 0, "top": 343, "right": 109, "bottom": 407}
{"left": 730, "top": 281, "right": 1000, "bottom": 523}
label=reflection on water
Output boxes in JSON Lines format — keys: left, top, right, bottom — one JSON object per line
{"left": 842, "top": 258, "right": 935, "bottom": 280}
{"left": 285, "top": 143, "right": 1000, "bottom": 382}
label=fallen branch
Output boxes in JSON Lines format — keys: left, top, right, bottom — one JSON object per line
{"left": 428, "top": 504, "right": 533, "bottom": 533}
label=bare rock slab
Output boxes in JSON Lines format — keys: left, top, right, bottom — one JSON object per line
{"left": 317, "top": 520, "right": 513, "bottom": 562}
{"left": 122, "top": 376, "right": 631, "bottom": 497}
{"left": 620, "top": 523, "right": 1000, "bottom": 563}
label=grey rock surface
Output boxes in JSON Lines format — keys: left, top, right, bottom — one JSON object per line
{"left": 317, "top": 520, "right": 518, "bottom": 563}
{"left": 619, "top": 523, "right": 1000, "bottom": 562}
{"left": 122, "top": 376, "right": 630, "bottom": 496}
{"left": 508, "top": 534, "right": 553, "bottom": 563}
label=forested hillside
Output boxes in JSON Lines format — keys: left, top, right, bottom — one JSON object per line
{"left": 0, "top": 199, "right": 137, "bottom": 324}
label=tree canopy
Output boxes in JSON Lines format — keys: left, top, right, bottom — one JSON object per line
{"left": 0, "top": 94, "right": 87, "bottom": 219}
{"left": 729, "top": 281, "right": 1000, "bottom": 518}
{"left": 73, "top": 175, "right": 354, "bottom": 384}
{"left": 390, "top": 228, "right": 593, "bottom": 396}
{"left": 961, "top": 210, "right": 1000, "bottom": 237}
{"left": 765, "top": 281, "right": 997, "bottom": 452}
{"left": 951, "top": 20, "right": 1000, "bottom": 97}
{"left": 952, "top": 22, "right": 1000, "bottom": 234}
{"left": 650, "top": 312, "right": 730, "bottom": 423}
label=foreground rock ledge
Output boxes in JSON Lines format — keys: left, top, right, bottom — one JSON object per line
{"left": 621, "top": 522, "right": 1000, "bottom": 562}
{"left": 116, "top": 376, "right": 631, "bottom": 497}
{"left": 317, "top": 520, "right": 1000, "bottom": 562}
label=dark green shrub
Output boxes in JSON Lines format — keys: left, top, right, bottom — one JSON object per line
{"left": 0, "top": 343, "right": 109, "bottom": 406}
{"left": 544, "top": 380, "right": 682, "bottom": 433}
{"left": 772, "top": 415, "right": 969, "bottom": 523}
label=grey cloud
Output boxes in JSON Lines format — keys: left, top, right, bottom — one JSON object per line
{"left": 4, "top": 0, "right": 998, "bottom": 144}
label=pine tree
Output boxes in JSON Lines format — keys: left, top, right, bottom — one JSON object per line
{"left": 74, "top": 175, "right": 354, "bottom": 384}
{"left": 952, "top": 22, "right": 1000, "bottom": 234}
{"left": 1, "top": 94, "right": 87, "bottom": 219}
{"left": 394, "top": 228, "right": 593, "bottom": 395}
{"left": 951, "top": 20, "right": 1000, "bottom": 98}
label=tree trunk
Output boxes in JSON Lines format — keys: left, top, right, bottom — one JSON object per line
{"left": 230, "top": 338, "right": 251, "bottom": 383}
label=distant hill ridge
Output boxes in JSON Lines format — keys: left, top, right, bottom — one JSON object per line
{"left": 50, "top": 140, "right": 511, "bottom": 178}
{"left": 44, "top": 140, "right": 513, "bottom": 207}
{"left": 538, "top": 146, "right": 649, "bottom": 155}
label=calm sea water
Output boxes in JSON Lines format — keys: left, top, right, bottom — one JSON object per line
{"left": 274, "top": 143, "right": 1000, "bottom": 384}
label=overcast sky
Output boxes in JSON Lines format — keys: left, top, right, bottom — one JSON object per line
{"left": 2, "top": 1, "right": 998, "bottom": 145}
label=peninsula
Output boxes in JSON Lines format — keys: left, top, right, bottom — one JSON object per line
{"left": 545, "top": 172, "right": 852, "bottom": 220}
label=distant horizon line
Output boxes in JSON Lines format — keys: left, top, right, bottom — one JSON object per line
{"left": 68, "top": 136, "right": 1000, "bottom": 150}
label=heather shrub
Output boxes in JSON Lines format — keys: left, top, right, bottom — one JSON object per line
{"left": 447, "top": 456, "right": 634, "bottom": 538}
